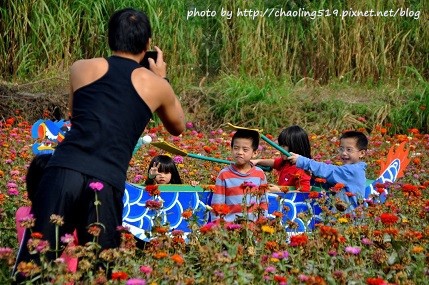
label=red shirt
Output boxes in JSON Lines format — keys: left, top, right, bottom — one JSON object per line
{"left": 273, "top": 157, "right": 311, "bottom": 192}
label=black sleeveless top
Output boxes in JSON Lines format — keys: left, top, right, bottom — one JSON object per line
{"left": 48, "top": 56, "right": 152, "bottom": 190}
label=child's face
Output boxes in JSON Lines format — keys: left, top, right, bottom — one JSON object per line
{"left": 154, "top": 171, "right": 172, "bottom": 184}
{"left": 338, "top": 138, "right": 365, "bottom": 164}
{"left": 232, "top": 138, "right": 257, "bottom": 166}
{"left": 280, "top": 145, "right": 289, "bottom": 160}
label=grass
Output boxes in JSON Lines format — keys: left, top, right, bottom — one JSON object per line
{"left": 0, "top": 0, "right": 428, "bottom": 134}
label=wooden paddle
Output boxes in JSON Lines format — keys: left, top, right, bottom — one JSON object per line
{"left": 151, "top": 140, "right": 271, "bottom": 171}
{"left": 225, "top": 123, "right": 291, "bottom": 157}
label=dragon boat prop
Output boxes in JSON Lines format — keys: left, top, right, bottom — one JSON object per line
{"left": 31, "top": 119, "right": 411, "bottom": 241}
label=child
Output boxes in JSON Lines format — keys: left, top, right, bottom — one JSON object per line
{"left": 145, "top": 155, "right": 183, "bottom": 185}
{"left": 211, "top": 129, "right": 268, "bottom": 222}
{"left": 14, "top": 154, "right": 78, "bottom": 274}
{"left": 288, "top": 130, "right": 368, "bottom": 211}
{"left": 252, "top": 125, "right": 312, "bottom": 192}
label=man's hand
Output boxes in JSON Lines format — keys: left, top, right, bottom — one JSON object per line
{"left": 148, "top": 46, "right": 167, "bottom": 78}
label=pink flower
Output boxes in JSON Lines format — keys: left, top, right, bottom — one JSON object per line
{"left": 345, "top": 246, "right": 361, "bottom": 255}
{"left": 7, "top": 188, "right": 19, "bottom": 196}
{"left": 241, "top": 181, "right": 257, "bottom": 188}
{"left": 139, "top": 265, "right": 153, "bottom": 275}
{"left": 361, "top": 238, "right": 373, "bottom": 245}
{"left": 0, "top": 247, "right": 13, "bottom": 258}
{"left": 171, "top": 229, "right": 184, "bottom": 236}
{"left": 145, "top": 200, "right": 163, "bottom": 210}
{"left": 173, "top": 155, "right": 184, "bottom": 164}
{"left": 61, "top": 233, "right": 75, "bottom": 244}
{"left": 185, "top": 122, "right": 194, "bottom": 129}
{"left": 126, "top": 279, "right": 146, "bottom": 285}
{"left": 89, "top": 181, "right": 104, "bottom": 191}
{"left": 272, "top": 251, "right": 289, "bottom": 259}
{"left": 225, "top": 223, "right": 241, "bottom": 231}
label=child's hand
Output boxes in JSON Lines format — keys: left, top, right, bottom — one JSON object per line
{"left": 250, "top": 159, "right": 259, "bottom": 165}
{"left": 267, "top": 184, "right": 281, "bottom": 193}
{"left": 288, "top": 152, "right": 300, "bottom": 164}
{"left": 149, "top": 162, "right": 161, "bottom": 178}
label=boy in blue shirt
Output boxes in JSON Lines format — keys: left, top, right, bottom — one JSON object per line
{"left": 288, "top": 131, "right": 368, "bottom": 211}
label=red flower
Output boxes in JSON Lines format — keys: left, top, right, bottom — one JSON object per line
{"left": 379, "top": 213, "right": 399, "bottom": 225}
{"left": 274, "top": 275, "right": 287, "bottom": 283}
{"left": 212, "top": 204, "right": 230, "bottom": 216}
{"left": 200, "top": 223, "right": 216, "bottom": 234}
{"left": 308, "top": 191, "right": 319, "bottom": 199}
{"left": 366, "top": 277, "right": 388, "bottom": 285}
{"left": 289, "top": 233, "right": 308, "bottom": 247}
{"left": 401, "top": 183, "right": 421, "bottom": 196}
{"left": 145, "top": 200, "right": 163, "bottom": 210}
{"left": 31, "top": 232, "right": 43, "bottom": 239}
{"left": 145, "top": 185, "right": 160, "bottom": 196}
{"left": 203, "top": 146, "right": 212, "bottom": 153}
{"left": 111, "top": 271, "right": 128, "bottom": 281}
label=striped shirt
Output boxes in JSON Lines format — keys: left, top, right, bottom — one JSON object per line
{"left": 211, "top": 164, "right": 268, "bottom": 222}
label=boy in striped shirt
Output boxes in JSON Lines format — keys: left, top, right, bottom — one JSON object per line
{"left": 211, "top": 129, "right": 268, "bottom": 222}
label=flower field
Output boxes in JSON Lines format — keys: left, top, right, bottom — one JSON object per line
{"left": 1, "top": 115, "right": 429, "bottom": 284}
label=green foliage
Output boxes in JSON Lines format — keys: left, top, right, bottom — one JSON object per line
{"left": 0, "top": 0, "right": 427, "bottom": 84}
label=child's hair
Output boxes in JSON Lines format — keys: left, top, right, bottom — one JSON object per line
{"left": 340, "top": 131, "right": 368, "bottom": 150}
{"left": 278, "top": 125, "right": 312, "bottom": 159}
{"left": 145, "top": 155, "right": 183, "bottom": 185}
{"left": 26, "top": 154, "right": 52, "bottom": 202}
{"left": 231, "top": 129, "right": 260, "bottom": 151}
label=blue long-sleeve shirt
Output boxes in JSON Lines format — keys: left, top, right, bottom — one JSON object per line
{"left": 296, "top": 156, "right": 367, "bottom": 208}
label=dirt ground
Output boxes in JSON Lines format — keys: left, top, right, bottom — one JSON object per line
{"left": 0, "top": 80, "right": 69, "bottom": 122}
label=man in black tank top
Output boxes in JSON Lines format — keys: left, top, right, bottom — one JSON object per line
{"left": 13, "top": 8, "right": 185, "bottom": 277}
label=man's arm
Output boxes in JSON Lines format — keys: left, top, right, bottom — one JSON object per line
{"left": 134, "top": 47, "right": 185, "bottom": 136}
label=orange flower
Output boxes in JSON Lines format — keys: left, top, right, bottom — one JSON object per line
{"left": 153, "top": 251, "right": 168, "bottom": 259}
{"left": 171, "top": 253, "right": 185, "bottom": 265}
{"left": 408, "top": 128, "right": 419, "bottom": 134}
{"left": 153, "top": 226, "right": 168, "bottom": 235}
{"left": 331, "top": 183, "right": 345, "bottom": 192}
{"left": 203, "top": 146, "right": 212, "bottom": 153}
{"left": 272, "top": 211, "right": 283, "bottom": 218}
{"left": 411, "top": 246, "right": 424, "bottom": 254}
{"left": 264, "top": 241, "right": 278, "bottom": 251}
{"left": 181, "top": 209, "right": 193, "bottom": 219}
{"left": 314, "top": 177, "right": 327, "bottom": 184}
{"left": 308, "top": 191, "right": 319, "bottom": 199}
{"left": 212, "top": 204, "right": 230, "bottom": 216}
